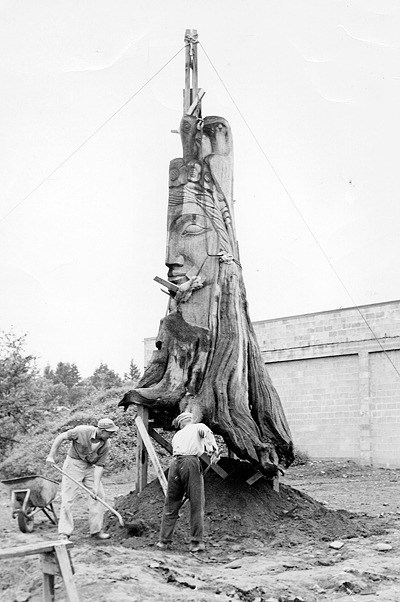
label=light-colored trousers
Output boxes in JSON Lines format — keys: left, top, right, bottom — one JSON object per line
{"left": 58, "top": 456, "right": 106, "bottom": 536}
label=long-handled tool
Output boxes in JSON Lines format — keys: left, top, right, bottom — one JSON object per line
{"left": 53, "top": 464, "right": 124, "bottom": 527}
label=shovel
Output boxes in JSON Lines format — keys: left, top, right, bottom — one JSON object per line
{"left": 53, "top": 464, "right": 125, "bottom": 527}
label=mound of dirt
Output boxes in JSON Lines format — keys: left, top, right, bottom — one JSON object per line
{"left": 106, "top": 458, "right": 382, "bottom": 552}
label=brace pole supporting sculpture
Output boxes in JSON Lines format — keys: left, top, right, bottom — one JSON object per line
{"left": 120, "top": 29, "right": 294, "bottom": 477}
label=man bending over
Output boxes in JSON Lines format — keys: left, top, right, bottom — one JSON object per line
{"left": 46, "top": 417, "right": 119, "bottom": 540}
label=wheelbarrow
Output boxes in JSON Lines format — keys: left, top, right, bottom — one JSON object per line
{"left": 1, "top": 475, "right": 59, "bottom": 533}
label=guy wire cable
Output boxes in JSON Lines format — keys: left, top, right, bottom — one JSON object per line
{"left": 0, "top": 43, "right": 188, "bottom": 225}
{"left": 200, "top": 41, "right": 400, "bottom": 381}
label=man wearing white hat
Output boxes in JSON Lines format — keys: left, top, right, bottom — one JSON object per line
{"left": 46, "top": 417, "right": 119, "bottom": 540}
{"left": 157, "top": 412, "right": 219, "bottom": 552}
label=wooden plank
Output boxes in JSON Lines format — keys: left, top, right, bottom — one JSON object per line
{"left": 188, "top": 89, "right": 205, "bottom": 116}
{"left": 135, "top": 415, "right": 168, "bottom": 496}
{"left": 42, "top": 572, "right": 55, "bottom": 602}
{"left": 67, "top": 549, "right": 76, "bottom": 576}
{"left": 41, "top": 552, "right": 57, "bottom": 602}
{"left": 200, "top": 453, "right": 228, "bottom": 479}
{"left": 54, "top": 544, "right": 80, "bottom": 602}
{"left": 0, "top": 540, "right": 73, "bottom": 560}
{"left": 153, "top": 276, "right": 179, "bottom": 293}
{"left": 246, "top": 471, "right": 279, "bottom": 492}
{"left": 135, "top": 405, "right": 149, "bottom": 494}
{"left": 40, "top": 551, "right": 59, "bottom": 576}
{"left": 148, "top": 426, "right": 173, "bottom": 455}
{"left": 246, "top": 471, "right": 264, "bottom": 486}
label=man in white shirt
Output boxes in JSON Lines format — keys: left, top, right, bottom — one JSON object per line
{"left": 157, "top": 411, "right": 219, "bottom": 552}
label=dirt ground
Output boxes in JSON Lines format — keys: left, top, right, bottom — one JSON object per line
{"left": 1, "top": 459, "right": 400, "bottom": 601}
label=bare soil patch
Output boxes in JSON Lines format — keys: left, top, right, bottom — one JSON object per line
{"left": 109, "top": 459, "right": 381, "bottom": 551}
{"left": 1, "top": 459, "right": 400, "bottom": 601}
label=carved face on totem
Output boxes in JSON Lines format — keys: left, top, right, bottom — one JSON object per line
{"left": 187, "top": 160, "right": 202, "bottom": 182}
{"left": 166, "top": 200, "right": 219, "bottom": 287}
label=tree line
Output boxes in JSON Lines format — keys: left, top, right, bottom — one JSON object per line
{"left": 0, "top": 330, "right": 141, "bottom": 454}
{"left": 43, "top": 358, "right": 141, "bottom": 391}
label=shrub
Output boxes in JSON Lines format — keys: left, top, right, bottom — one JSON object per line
{"left": 0, "top": 386, "right": 139, "bottom": 479}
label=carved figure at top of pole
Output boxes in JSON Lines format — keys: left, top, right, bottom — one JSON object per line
{"left": 120, "top": 30, "right": 294, "bottom": 475}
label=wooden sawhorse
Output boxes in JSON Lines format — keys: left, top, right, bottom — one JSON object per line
{"left": 0, "top": 540, "right": 79, "bottom": 601}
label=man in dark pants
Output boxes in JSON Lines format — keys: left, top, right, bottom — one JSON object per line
{"left": 157, "top": 412, "right": 219, "bottom": 552}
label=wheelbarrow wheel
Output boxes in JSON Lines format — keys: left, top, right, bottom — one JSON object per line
{"left": 17, "top": 511, "right": 35, "bottom": 533}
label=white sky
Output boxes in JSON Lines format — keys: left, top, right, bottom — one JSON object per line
{"left": 1, "top": 0, "right": 399, "bottom": 377}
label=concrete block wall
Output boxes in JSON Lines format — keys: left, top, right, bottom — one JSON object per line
{"left": 254, "top": 300, "right": 400, "bottom": 467}
{"left": 253, "top": 301, "right": 400, "bottom": 356}
{"left": 369, "top": 350, "right": 400, "bottom": 466}
{"left": 268, "top": 355, "right": 359, "bottom": 458}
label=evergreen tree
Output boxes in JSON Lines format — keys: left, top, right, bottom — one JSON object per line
{"left": 124, "top": 359, "right": 141, "bottom": 382}
{"left": 53, "top": 362, "right": 81, "bottom": 389}
{"left": 43, "top": 364, "right": 55, "bottom": 381}
{"left": 90, "top": 363, "right": 122, "bottom": 390}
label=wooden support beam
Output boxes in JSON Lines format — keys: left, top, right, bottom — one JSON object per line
{"left": 40, "top": 551, "right": 59, "bottom": 575}
{"left": 187, "top": 89, "right": 205, "bottom": 116}
{"left": 135, "top": 415, "right": 168, "bottom": 496}
{"left": 148, "top": 426, "right": 173, "bottom": 455}
{"left": 135, "top": 405, "right": 149, "bottom": 494}
{"left": 54, "top": 544, "right": 79, "bottom": 601}
{"left": 246, "top": 471, "right": 263, "bottom": 486}
{"left": 153, "top": 276, "right": 179, "bottom": 293}
{"left": 42, "top": 569, "right": 55, "bottom": 601}
{"left": 246, "top": 471, "right": 280, "bottom": 492}
{"left": 200, "top": 453, "right": 228, "bottom": 479}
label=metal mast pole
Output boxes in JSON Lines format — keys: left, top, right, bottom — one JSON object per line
{"left": 183, "top": 29, "right": 204, "bottom": 117}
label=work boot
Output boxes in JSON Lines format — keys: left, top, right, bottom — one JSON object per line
{"left": 190, "top": 542, "right": 205, "bottom": 552}
{"left": 91, "top": 531, "right": 111, "bottom": 540}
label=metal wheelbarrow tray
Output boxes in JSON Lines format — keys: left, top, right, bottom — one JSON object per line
{"left": 1, "top": 475, "right": 59, "bottom": 533}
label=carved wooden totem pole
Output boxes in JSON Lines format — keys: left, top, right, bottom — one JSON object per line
{"left": 121, "top": 30, "right": 294, "bottom": 475}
